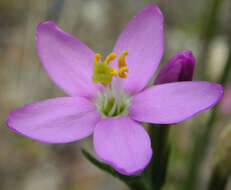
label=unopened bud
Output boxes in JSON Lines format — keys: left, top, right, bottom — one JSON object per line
{"left": 155, "top": 50, "right": 195, "bottom": 85}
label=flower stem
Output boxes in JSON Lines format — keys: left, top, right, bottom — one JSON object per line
{"left": 145, "top": 125, "right": 170, "bottom": 190}
{"left": 207, "top": 167, "right": 229, "bottom": 190}
{"left": 182, "top": 38, "right": 231, "bottom": 190}
{"left": 196, "top": 0, "right": 224, "bottom": 80}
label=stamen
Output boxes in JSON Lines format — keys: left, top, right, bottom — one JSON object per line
{"left": 110, "top": 68, "right": 117, "bottom": 76}
{"left": 105, "top": 53, "right": 117, "bottom": 64}
{"left": 103, "top": 86, "right": 109, "bottom": 110}
{"left": 118, "top": 50, "right": 128, "bottom": 68}
{"left": 118, "top": 50, "right": 129, "bottom": 79}
{"left": 94, "top": 53, "right": 102, "bottom": 64}
{"left": 119, "top": 67, "right": 129, "bottom": 78}
{"left": 109, "top": 97, "right": 118, "bottom": 116}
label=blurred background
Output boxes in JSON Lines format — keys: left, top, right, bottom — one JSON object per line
{"left": 0, "top": 0, "right": 231, "bottom": 189}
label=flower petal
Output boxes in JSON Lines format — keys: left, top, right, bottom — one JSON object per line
{"left": 93, "top": 116, "right": 152, "bottom": 175}
{"left": 129, "top": 82, "right": 223, "bottom": 124}
{"left": 155, "top": 50, "right": 195, "bottom": 85}
{"left": 36, "top": 21, "right": 98, "bottom": 99}
{"left": 113, "top": 5, "right": 164, "bottom": 94}
{"left": 7, "top": 97, "right": 101, "bottom": 143}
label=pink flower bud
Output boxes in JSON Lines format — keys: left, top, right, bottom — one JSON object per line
{"left": 155, "top": 50, "right": 195, "bottom": 85}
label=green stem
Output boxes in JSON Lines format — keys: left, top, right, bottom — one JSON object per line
{"left": 196, "top": 0, "right": 224, "bottom": 80}
{"left": 182, "top": 38, "right": 231, "bottom": 190}
{"left": 207, "top": 167, "right": 229, "bottom": 190}
{"left": 146, "top": 125, "right": 170, "bottom": 190}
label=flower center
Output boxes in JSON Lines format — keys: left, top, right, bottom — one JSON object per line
{"left": 92, "top": 51, "right": 131, "bottom": 117}
{"left": 94, "top": 88, "right": 131, "bottom": 117}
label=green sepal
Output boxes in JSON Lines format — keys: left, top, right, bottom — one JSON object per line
{"left": 81, "top": 148, "right": 148, "bottom": 190}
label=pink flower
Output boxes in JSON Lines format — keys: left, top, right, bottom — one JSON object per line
{"left": 7, "top": 5, "right": 223, "bottom": 175}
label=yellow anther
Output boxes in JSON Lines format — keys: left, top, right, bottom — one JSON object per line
{"left": 105, "top": 53, "right": 117, "bottom": 64}
{"left": 94, "top": 53, "right": 102, "bottom": 64}
{"left": 118, "top": 50, "right": 129, "bottom": 68}
{"left": 110, "top": 68, "right": 118, "bottom": 76}
{"left": 92, "top": 51, "right": 129, "bottom": 85}
{"left": 119, "top": 67, "right": 129, "bottom": 78}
